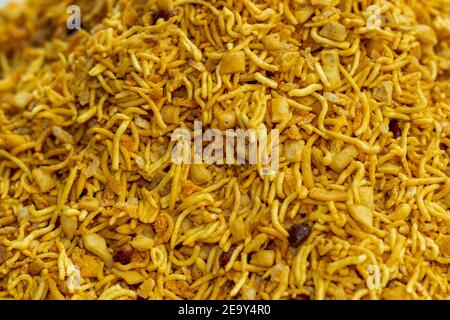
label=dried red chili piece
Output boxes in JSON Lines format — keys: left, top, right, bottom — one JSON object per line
{"left": 288, "top": 224, "right": 312, "bottom": 247}
{"left": 219, "top": 246, "right": 235, "bottom": 267}
{"left": 389, "top": 119, "right": 402, "bottom": 139}
{"left": 113, "top": 244, "right": 134, "bottom": 265}
{"left": 152, "top": 9, "right": 175, "bottom": 22}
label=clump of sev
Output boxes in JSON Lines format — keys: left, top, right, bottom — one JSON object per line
{"left": 0, "top": 0, "right": 450, "bottom": 300}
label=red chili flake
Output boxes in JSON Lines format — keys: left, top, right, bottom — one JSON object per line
{"left": 55, "top": 217, "right": 61, "bottom": 228}
{"left": 152, "top": 9, "right": 175, "bottom": 22}
{"left": 219, "top": 247, "right": 235, "bottom": 267}
{"left": 288, "top": 224, "right": 312, "bottom": 247}
{"left": 172, "top": 87, "right": 187, "bottom": 98}
{"left": 389, "top": 119, "right": 402, "bottom": 139}
{"left": 292, "top": 294, "right": 310, "bottom": 300}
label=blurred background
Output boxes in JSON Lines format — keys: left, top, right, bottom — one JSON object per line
{"left": 0, "top": 0, "right": 22, "bottom": 6}
{"left": 1, "top": 0, "right": 13, "bottom": 6}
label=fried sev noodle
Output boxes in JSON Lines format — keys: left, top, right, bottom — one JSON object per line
{"left": 0, "top": 0, "right": 450, "bottom": 300}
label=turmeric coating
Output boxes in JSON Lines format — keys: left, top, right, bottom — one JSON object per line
{"left": 0, "top": 0, "right": 450, "bottom": 300}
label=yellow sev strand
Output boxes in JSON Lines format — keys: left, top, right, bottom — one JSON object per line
{"left": 112, "top": 120, "right": 130, "bottom": 171}
{"left": 0, "top": 150, "right": 32, "bottom": 178}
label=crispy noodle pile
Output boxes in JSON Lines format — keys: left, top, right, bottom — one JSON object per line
{"left": 0, "top": 0, "right": 450, "bottom": 300}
